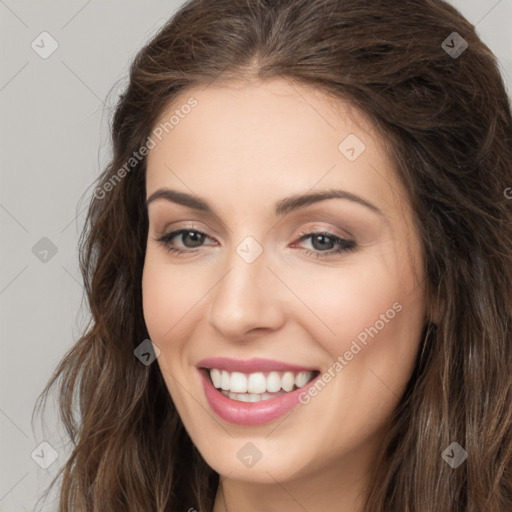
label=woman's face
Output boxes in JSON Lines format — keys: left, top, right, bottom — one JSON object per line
{"left": 142, "top": 78, "right": 426, "bottom": 486}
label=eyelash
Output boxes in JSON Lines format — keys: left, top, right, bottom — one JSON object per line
{"left": 155, "top": 227, "right": 356, "bottom": 259}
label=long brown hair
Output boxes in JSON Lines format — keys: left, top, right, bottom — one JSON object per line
{"left": 34, "top": 0, "right": 512, "bottom": 510}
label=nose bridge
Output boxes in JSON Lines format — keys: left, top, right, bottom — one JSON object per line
{"left": 207, "top": 236, "right": 284, "bottom": 338}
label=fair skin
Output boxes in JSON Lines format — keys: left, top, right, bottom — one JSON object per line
{"left": 142, "top": 78, "right": 426, "bottom": 512}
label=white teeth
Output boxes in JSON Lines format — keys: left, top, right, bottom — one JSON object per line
{"left": 282, "top": 371, "right": 295, "bottom": 392}
{"left": 267, "top": 371, "right": 281, "bottom": 393}
{"left": 295, "top": 371, "right": 310, "bottom": 388}
{"left": 208, "top": 368, "right": 315, "bottom": 398}
{"left": 220, "top": 370, "right": 230, "bottom": 391}
{"left": 223, "top": 390, "right": 275, "bottom": 402}
{"left": 247, "top": 372, "right": 267, "bottom": 394}
{"left": 210, "top": 368, "right": 222, "bottom": 388}
{"left": 230, "top": 372, "right": 247, "bottom": 393}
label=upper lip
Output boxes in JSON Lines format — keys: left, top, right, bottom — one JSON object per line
{"left": 197, "top": 357, "right": 318, "bottom": 373}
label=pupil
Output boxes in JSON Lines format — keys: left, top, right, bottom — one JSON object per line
{"left": 184, "top": 231, "right": 204, "bottom": 248}
{"left": 312, "top": 234, "right": 333, "bottom": 251}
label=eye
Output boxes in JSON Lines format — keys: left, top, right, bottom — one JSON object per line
{"left": 155, "top": 229, "right": 214, "bottom": 255}
{"left": 155, "top": 227, "right": 357, "bottom": 259}
{"left": 293, "top": 229, "right": 357, "bottom": 259}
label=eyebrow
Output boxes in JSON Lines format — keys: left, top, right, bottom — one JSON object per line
{"left": 145, "top": 187, "right": 383, "bottom": 217}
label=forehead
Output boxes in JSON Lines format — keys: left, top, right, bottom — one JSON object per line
{"left": 145, "top": 79, "right": 405, "bottom": 217}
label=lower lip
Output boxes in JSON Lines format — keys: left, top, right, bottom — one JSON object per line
{"left": 199, "top": 369, "right": 319, "bottom": 426}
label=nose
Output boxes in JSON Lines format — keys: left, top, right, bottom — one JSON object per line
{"left": 207, "top": 244, "right": 286, "bottom": 340}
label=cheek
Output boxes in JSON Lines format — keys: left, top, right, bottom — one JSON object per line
{"left": 279, "top": 254, "right": 424, "bottom": 405}
{"left": 276, "top": 258, "right": 417, "bottom": 353}
{"left": 141, "top": 254, "right": 207, "bottom": 343}
{"left": 141, "top": 256, "right": 204, "bottom": 410}
{"left": 304, "top": 259, "right": 424, "bottom": 412}
{"left": 141, "top": 261, "right": 173, "bottom": 342}
{"left": 288, "top": 265, "right": 423, "bottom": 456}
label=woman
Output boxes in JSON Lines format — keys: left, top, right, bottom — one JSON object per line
{"left": 35, "top": 0, "right": 512, "bottom": 510}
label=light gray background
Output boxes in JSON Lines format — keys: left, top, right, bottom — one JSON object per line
{"left": 1, "top": 1, "right": 511, "bottom": 510}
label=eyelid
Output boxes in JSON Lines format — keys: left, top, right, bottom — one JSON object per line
{"left": 292, "top": 226, "right": 356, "bottom": 252}
{"left": 295, "top": 222, "right": 354, "bottom": 241}
{"left": 155, "top": 227, "right": 217, "bottom": 246}
{"left": 156, "top": 221, "right": 352, "bottom": 244}
{"left": 155, "top": 223, "right": 357, "bottom": 262}
{"left": 156, "top": 221, "right": 215, "bottom": 238}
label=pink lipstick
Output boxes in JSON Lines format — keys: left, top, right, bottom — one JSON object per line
{"left": 197, "top": 357, "right": 320, "bottom": 425}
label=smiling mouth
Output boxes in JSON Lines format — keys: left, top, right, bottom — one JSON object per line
{"left": 203, "top": 368, "right": 320, "bottom": 403}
